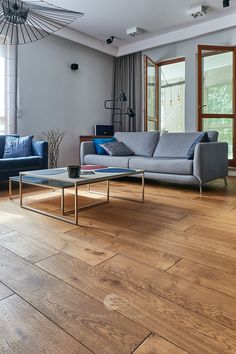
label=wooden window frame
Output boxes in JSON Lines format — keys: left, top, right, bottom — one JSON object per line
{"left": 198, "top": 44, "right": 236, "bottom": 166}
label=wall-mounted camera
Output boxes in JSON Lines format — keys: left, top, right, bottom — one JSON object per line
{"left": 223, "top": 0, "right": 230, "bottom": 7}
{"left": 71, "top": 63, "right": 79, "bottom": 71}
{"left": 106, "top": 36, "right": 114, "bottom": 45}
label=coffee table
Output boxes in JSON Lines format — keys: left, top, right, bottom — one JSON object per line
{"left": 13, "top": 167, "right": 144, "bottom": 225}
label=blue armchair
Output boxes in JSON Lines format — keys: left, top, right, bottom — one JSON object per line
{"left": 0, "top": 135, "right": 48, "bottom": 181}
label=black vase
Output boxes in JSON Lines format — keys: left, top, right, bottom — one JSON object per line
{"left": 67, "top": 165, "right": 81, "bottom": 178}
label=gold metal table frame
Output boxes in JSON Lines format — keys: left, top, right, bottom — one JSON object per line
{"left": 12, "top": 170, "right": 145, "bottom": 226}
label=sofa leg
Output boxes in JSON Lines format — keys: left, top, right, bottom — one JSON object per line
{"left": 224, "top": 177, "right": 228, "bottom": 187}
{"left": 199, "top": 183, "right": 203, "bottom": 196}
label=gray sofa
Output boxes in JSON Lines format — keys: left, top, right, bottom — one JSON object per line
{"left": 80, "top": 131, "right": 228, "bottom": 193}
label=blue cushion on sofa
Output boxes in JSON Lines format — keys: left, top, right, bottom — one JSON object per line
{"left": 187, "top": 132, "right": 209, "bottom": 160}
{"left": 93, "top": 137, "right": 116, "bottom": 155}
{"left": 3, "top": 136, "right": 33, "bottom": 158}
{"left": 0, "top": 135, "right": 19, "bottom": 158}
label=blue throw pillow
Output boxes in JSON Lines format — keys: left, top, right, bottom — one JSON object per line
{"left": 187, "top": 132, "right": 209, "bottom": 160}
{"left": 93, "top": 137, "right": 116, "bottom": 155}
{"left": 3, "top": 135, "right": 33, "bottom": 158}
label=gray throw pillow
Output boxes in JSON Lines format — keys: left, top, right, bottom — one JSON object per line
{"left": 3, "top": 136, "right": 33, "bottom": 158}
{"left": 100, "top": 141, "right": 134, "bottom": 156}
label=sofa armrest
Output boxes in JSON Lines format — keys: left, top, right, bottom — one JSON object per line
{"left": 32, "top": 140, "right": 48, "bottom": 169}
{"left": 193, "top": 142, "right": 228, "bottom": 184}
{"left": 80, "top": 141, "right": 96, "bottom": 164}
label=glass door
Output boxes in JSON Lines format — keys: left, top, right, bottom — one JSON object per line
{"left": 144, "top": 55, "right": 158, "bottom": 131}
{"left": 159, "top": 58, "right": 185, "bottom": 132}
{"left": 198, "top": 45, "right": 236, "bottom": 165}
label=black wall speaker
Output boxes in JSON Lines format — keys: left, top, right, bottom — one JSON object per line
{"left": 71, "top": 63, "right": 79, "bottom": 71}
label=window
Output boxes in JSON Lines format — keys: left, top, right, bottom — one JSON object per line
{"left": 0, "top": 56, "right": 5, "bottom": 134}
{"left": 145, "top": 56, "right": 185, "bottom": 132}
{"left": 198, "top": 45, "right": 235, "bottom": 164}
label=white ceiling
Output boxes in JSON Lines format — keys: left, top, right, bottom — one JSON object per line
{"left": 47, "top": 0, "right": 236, "bottom": 56}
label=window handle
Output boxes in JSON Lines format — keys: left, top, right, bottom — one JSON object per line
{"left": 199, "top": 104, "right": 207, "bottom": 109}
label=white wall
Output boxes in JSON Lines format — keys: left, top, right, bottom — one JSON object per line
{"left": 144, "top": 27, "right": 236, "bottom": 131}
{"left": 17, "top": 35, "right": 114, "bottom": 166}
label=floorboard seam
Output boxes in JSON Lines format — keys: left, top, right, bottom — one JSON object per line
{"left": 165, "top": 258, "right": 183, "bottom": 272}
{"left": 130, "top": 331, "right": 152, "bottom": 353}
{"left": 0, "top": 293, "right": 15, "bottom": 303}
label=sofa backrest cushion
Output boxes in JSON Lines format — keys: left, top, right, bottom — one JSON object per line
{"left": 154, "top": 131, "right": 218, "bottom": 159}
{"left": 207, "top": 131, "right": 219, "bottom": 142}
{"left": 0, "top": 135, "right": 19, "bottom": 158}
{"left": 3, "top": 136, "right": 33, "bottom": 158}
{"left": 114, "top": 132, "right": 160, "bottom": 157}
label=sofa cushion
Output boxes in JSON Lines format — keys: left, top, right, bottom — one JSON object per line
{"left": 0, "top": 135, "right": 19, "bottom": 159}
{"left": 207, "top": 131, "right": 219, "bottom": 142}
{"left": 84, "top": 154, "right": 132, "bottom": 168}
{"left": 93, "top": 137, "right": 116, "bottom": 155}
{"left": 0, "top": 156, "right": 42, "bottom": 170}
{"left": 100, "top": 141, "right": 134, "bottom": 156}
{"left": 129, "top": 157, "right": 193, "bottom": 175}
{"left": 187, "top": 132, "right": 209, "bottom": 160}
{"left": 114, "top": 132, "right": 160, "bottom": 157}
{"left": 3, "top": 136, "right": 33, "bottom": 158}
{"left": 154, "top": 132, "right": 207, "bottom": 159}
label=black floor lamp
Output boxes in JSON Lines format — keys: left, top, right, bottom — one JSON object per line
{"left": 104, "top": 90, "right": 136, "bottom": 132}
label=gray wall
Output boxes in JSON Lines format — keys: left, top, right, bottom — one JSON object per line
{"left": 17, "top": 35, "right": 114, "bottom": 166}
{"left": 144, "top": 27, "right": 236, "bottom": 131}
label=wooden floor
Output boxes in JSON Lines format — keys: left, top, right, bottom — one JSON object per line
{"left": 1, "top": 177, "right": 236, "bottom": 353}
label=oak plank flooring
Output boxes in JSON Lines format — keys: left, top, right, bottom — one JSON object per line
{"left": 97, "top": 254, "right": 236, "bottom": 330}
{"left": 0, "top": 281, "right": 13, "bottom": 300}
{"left": 0, "top": 224, "right": 13, "bottom": 235}
{"left": 168, "top": 259, "right": 236, "bottom": 298}
{"left": 0, "top": 295, "right": 91, "bottom": 354}
{"left": 107, "top": 227, "right": 236, "bottom": 274}
{"left": 0, "top": 245, "right": 149, "bottom": 354}
{"left": 0, "top": 231, "right": 59, "bottom": 263}
{"left": 133, "top": 334, "right": 189, "bottom": 354}
{"left": 1, "top": 178, "right": 236, "bottom": 352}
{"left": 66, "top": 226, "right": 181, "bottom": 270}
{"left": 37, "top": 252, "right": 236, "bottom": 354}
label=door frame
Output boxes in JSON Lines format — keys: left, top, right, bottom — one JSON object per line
{"left": 144, "top": 55, "right": 158, "bottom": 131}
{"left": 198, "top": 44, "right": 236, "bottom": 166}
{"left": 144, "top": 56, "right": 185, "bottom": 131}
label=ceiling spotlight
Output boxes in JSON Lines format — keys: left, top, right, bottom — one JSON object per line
{"left": 106, "top": 36, "right": 114, "bottom": 45}
{"left": 187, "top": 5, "right": 207, "bottom": 18}
{"left": 223, "top": 0, "right": 230, "bottom": 7}
{"left": 126, "top": 27, "right": 145, "bottom": 37}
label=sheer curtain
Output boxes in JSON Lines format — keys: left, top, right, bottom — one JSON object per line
{"left": 113, "top": 52, "right": 142, "bottom": 132}
{"left": 0, "top": 45, "right": 17, "bottom": 134}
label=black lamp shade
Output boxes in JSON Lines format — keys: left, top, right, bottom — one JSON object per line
{"left": 127, "top": 107, "right": 136, "bottom": 118}
{"left": 119, "top": 90, "right": 127, "bottom": 102}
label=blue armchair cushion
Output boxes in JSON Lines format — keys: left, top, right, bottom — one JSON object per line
{"left": 3, "top": 135, "right": 33, "bottom": 158}
{"left": 93, "top": 137, "right": 116, "bottom": 155}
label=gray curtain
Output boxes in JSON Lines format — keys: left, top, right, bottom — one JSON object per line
{"left": 113, "top": 52, "right": 142, "bottom": 132}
